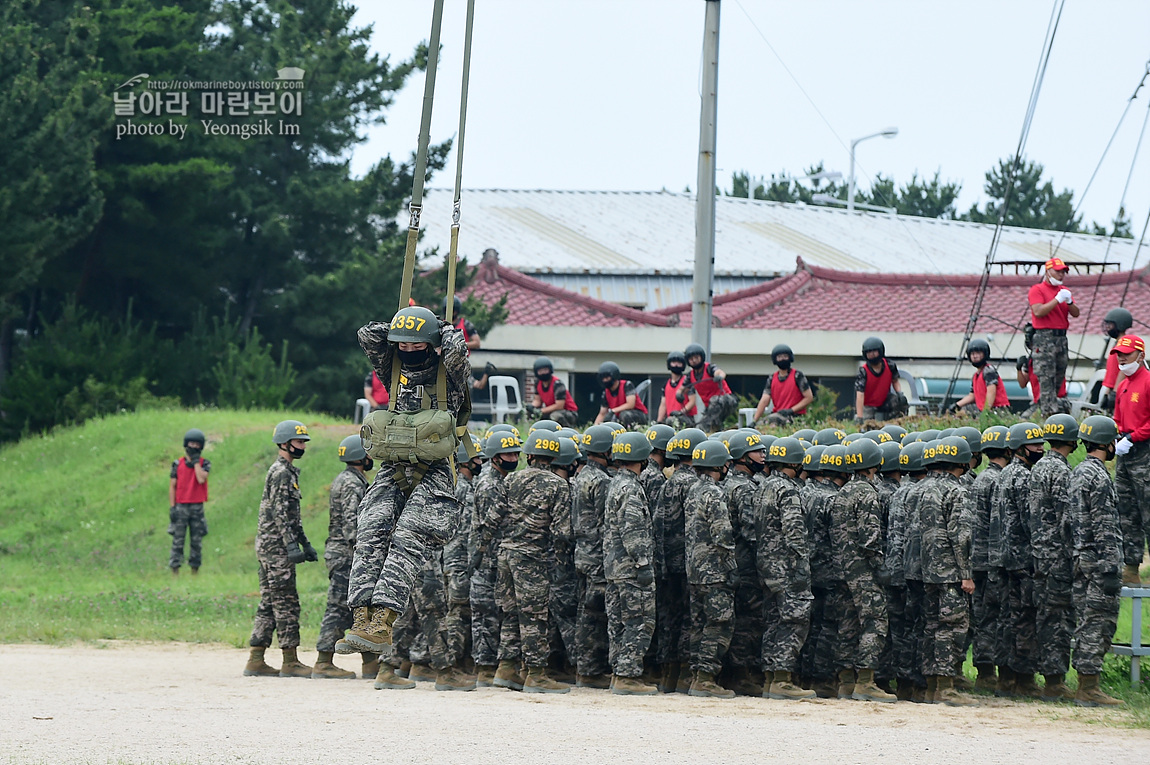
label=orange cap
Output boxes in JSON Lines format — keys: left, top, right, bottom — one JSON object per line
{"left": 1044, "top": 257, "right": 1069, "bottom": 272}
{"left": 1111, "top": 334, "right": 1145, "bottom": 355}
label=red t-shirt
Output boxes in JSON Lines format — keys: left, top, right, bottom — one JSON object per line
{"left": 1028, "top": 281, "right": 1071, "bottom": 330}
{"left": 1103, "top": 350, "right": 1121, "bottom": 389}
{"left": 1115, "top": 365, "right": 1150, "bottom": 442}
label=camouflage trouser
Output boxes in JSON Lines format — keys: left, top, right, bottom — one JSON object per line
{"left": 250, "top": 555, "right": 300, "bottom": 649}
{"left": 575, "top": 574, "right": 611, "bottom": 676}
{"left": 470, "top": 563, "right": 501, "bottom": 666}
{"left": 606, "top": 577, "right": 656, "bottom": 677}
{"left": 347, "top": 460, "right": 461, "bottom": 613}
{"left": 655, "top": 573, "right": 690, "bottom": 664}
{"left": 729, "top": 575, "right": 765, "bottom": 669}
{"left": 761, "top": 585, "right": 813, "bottom": 673}
{"left": 834, "top": 568, "right": 888, "bottom": 670}
{"left": 689, "top": 582, "right": 734, "bottom": 675}
{"left": 168, "top": 503, "right": 207, "bottom": 570}
{"left": 1005, "top": 569, "right": 1038, "bottom": 674}
{"left": 316, "top": 556, "right": 353, "bottom": 653}
{"left": 1031, "top": 329, "right": 1069, "bottom": 418}
{"left": 392, "top": 563, "right": 450, "bottom": 670}
{"left": 862, "top": 391, "right": 909, "bottom": 421}
{"left": 1033, "top": 566, "right": 1074, "bottom": 676}
{"left": 497, "top": 548, "right": 552, "bottom": 667}
{"left": 800, "top": 585, "right": 838, "bottom": 681}
{"left": 443, "top": 561, "right": 471, "bottom": 668}
{"left": 880, "top": 585, "right": 907, "bottom": 680}
{"left": 697, "top": 393, "right": 737, "bottom": 433}
{"left": 765, "top": 410, "right": 797, "bottom": 427}
{"left": 662, "top": 413, "right": 695, "bottom": 431}
{"left": 550, "top": 549, "right": 578, "bottom": 666}
{"left": 1072, "top": 568, "right": 1120, "bottom": 675}
{"left": 1115, "top": 446, "right": 1150, "bottom": 567}
{"left": 971, "top": 569, "right": 1005, "bottom": 667}
{"left": 923, "top": 582, "right": 969, "bottom": 677}
{"left": 614, "top": 409, "right": 649, "bottom": 428}
{"left": 548, "top": 410, "right": 578, "bottom": 428}
{"left": 902, "top": 580, "right": 926, "bottom": 687}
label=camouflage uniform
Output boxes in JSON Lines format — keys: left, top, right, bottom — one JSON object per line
{"left": 900, "top": 475, "right": 933, "bottom": 688}
{"left": 723, "top": 468, "right": 765, "bottom": 672}
{"left": 965, "top": 462, "right": 1004, "bottom": 668}
{"left": 1114, "top": 446, "right": 1150, "bottom": 567}
{"left": 1069, "top": 455, "right": 1123, "bottom": 674}
{"left": 572, "top": 459, "right": 612, "bottom": 676}
{"left": 395, "top": 558, "right": 451, "bottom": 670}
{"left": 604, "top": 470, "right": 656, "bottom": 678}
{"left": 685, "top": 473, "right": 737, "bottom": 675}
{"left": 883, "top": 477, "right": 913, "bottom": 683}
{"left": 1029, "top": 451, "right": 1075, "bottom": 677}
{"left": 754, "top": 472, "right": 813, "bottom": 673}
{"left": 1031, "top": 328, "right": 1069, "bottom": 418}
{"left": 697, "top": 394, "right": 737, "bottom": 433}
{"left": 920, "top": 473, "right": 972, "bottom": 677}
{"left": 874, "top": 473, "right": 897, "bottom": 679}
{"left": 549, "top": 470, "right": 578, "bottom": 667}
{"left": 800, "top": 477, "right": 841, "bottom": 682}
{"left": 470, "top": 467, "right": 505, "bottom": 666}
{"left": 168, "top": 457, "right": 210, "bottom": 570}
{"left": 316, "top": 466, "right": 367, "bottom": 653}
{"left": 653, "top": 465, "right": 695, "bottom": 665}
{"left": 443, "top": 471, "right": 474, "bottom": 667}
{"left": 995, "top": 457, "right": 1038, "bottom": 676}
{"left": 348, "top": 322, "right": 470, "bottom": 614}
{"left": 250, "top": 456, "right": 305, "bottom": 649}
{"left": 830, "top": 475, "right": 888, "bottom": 671}
{"left": 484, "top": 466, "right": 567, "bottom": 668}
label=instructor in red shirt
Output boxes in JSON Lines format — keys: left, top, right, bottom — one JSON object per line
{"left": 1028, "top": 257, "right": 1079, "bottom": 418}
{"left": 1112, "top": 334, "right": 1150, "bottom": 585}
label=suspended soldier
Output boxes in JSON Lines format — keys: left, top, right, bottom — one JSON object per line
{"left": 169, "top": 428, "right": 210, "bottom": 575}
{"left": 1028, "top": 257, "right": 1078, "bottom": 417}
{"left": 1111, "top": 334, "right": 1150, "bottom": 585}
{"left": 594, "top": 362, "right": 649, "bottom": 427}
{"left": 854, "top": 337, "right": 907, "bottom": 424}
{"left": 531, "top": 356, "right": 580, "bottom": 428}
{"left": 571, "top": 424, "right": 617, "bottom": 687}
{"left": 682, "top": 343, "right": 737, "bottom": 432}
{"left": 657, "top": 351, "right": 697, "bottom": 428}
{"left": 337, "top": 306, "right": 473, "bottom": 662}
{"left": 753, "top": 344, "right": 815, "bottom": 427}
{"left": 313, "top": 435, "right": 374, "bottom": 681}
{"left": 244, "top": 420, "right": 318, "bottom": 679}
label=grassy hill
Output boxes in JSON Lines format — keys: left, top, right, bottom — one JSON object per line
{"left": 0, "top": 408, "right": 359, "bottom": 646}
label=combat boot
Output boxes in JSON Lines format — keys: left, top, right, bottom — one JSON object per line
{"left": 1074, "top": 673, "right": 1122, "bottom": 707}
{"left": 522, "top": 666, "right": 570, "bottom": 694}
{"left": 1041, "top": 673, "right": 1074, "bottom": 702}
{"left": 766, "top": 671, "right": 816, "bottom": 700}
{"left": 278, "top": 647, "right": 313, "bottom": 678}
{"left": 675, "top": 669, "right": 694, "bottom": 694}
{"left": 475, "top": 664, "right": 496, "bottom": 687}
{"left": 641, "top": 664, "right": 662, "bottom": 688}
{"left": 836, "top": 669, "right": 856, "bottom": 699}
{"left": 611, "top": 674, "right": 659, "bottom": 696}
{"left": 1014, "top": 672, "right": 1042, "bottom": 699}
{"left": 657, "top": 662, "right": 681, "bottom": 693}
{"left": 373, "top": 663, "right": 416, "bottom": 690}
{"left": 925, "top": 676, "right": 937, "bottom": 703}
{"left": 1123, "top": 563, "right": 1142, "bottom": 586}
{"left": 493, "top": 660, "right": 525, "bottom": 691}
{"left": 911, "top": 685, "right": 927, "bottom": 704}
{"left": 311, "top": 650, "right": 356, "bottom": 679}
{"left": 334, "top": 607, "right": 372, "bottom": 654}
{"left": 974, "top": 664, "right": 997, "bottom": 692}
{"left": 342, "top": 606, "right": 399, "bottom": 654}
{"left": 361, "top": 653, "right": 381, "bottom": 680}
{"left": 954, "top": 673, "right": 975, "bottom": 692}
{"left": 243, "top": 647, "right": 279, "bottom": 677}
{"left": 852, "top": 669, "right": 897, "bottom": 702}
{"left": 190, "top": 567, "right": 199, "bottom": 576}
{"left": 994, "top": 666, "right": 1017, "bottom": 697}
{"left": 934, "top": 676, "right": 978, "bottom": 707}
{"left": 575, "top": 673, "right": 612, "bottom": 690}
{"left": 727, "top": 667, "right": 764, "bottom": 697}
{"left": 434, "top": 666, "right": 477, "bottom": 692}
{"left": 895, "top": 680, "right": 914, "bottom": 702}
{"left": 689, "top": 670, "right": 735, "bottom": 698}
{"left": 812, "top": 679, "right": 838, "bottom": 699}
{"left": 408, "top": 663, "right": 437, "bottom": 683}
{"left": 396, "top": 660, "right": 412, "bottom": 678}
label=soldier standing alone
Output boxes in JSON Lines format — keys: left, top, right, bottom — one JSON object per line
{"left": 1028, "top": 257, "right": 1078, "bottom": 417}
{"left": 169, "top": 428, "right": 210, "bottom": 575}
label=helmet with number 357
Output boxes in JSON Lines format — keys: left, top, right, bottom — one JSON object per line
{"left": 388, "top": 306, "right": 441, "bottom": 345}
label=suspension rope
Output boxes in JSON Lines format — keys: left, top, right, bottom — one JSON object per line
{"left": 444, "top": 0, "right": 475, "bottom": 326}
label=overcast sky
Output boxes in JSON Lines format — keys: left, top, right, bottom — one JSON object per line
{"left": 350, "top": 1, "right": 1150, "bottom": 235}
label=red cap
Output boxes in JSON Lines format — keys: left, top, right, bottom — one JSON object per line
{"left": 1044, "top": 257, "right": 1069, "bottom": 272}
{"left": 1111, "top": 335, "right": 1145, "bottom": 355}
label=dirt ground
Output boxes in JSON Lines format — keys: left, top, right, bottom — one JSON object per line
{"left": 2, "top": 643, "right": 1148, "bottom": 765}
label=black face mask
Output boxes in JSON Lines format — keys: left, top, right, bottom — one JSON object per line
{"left": 775, "top": 358, "right": 792, "bottom": 370}
{"left": 286, "top": 442, "right": 306, "bottom": 459}
{"left": 498, "top": 457, "right": 519, "bottom": 472}
{"left": 668, "top": 365, "right": 685, "bottom": 376}
{"left": 1106, "top": 323, "right": 1121, "bottom": 340}
{"left": 970, "top": 357, "right": 987, "bottom": 368}
{"left": 719, "top": 466, "right": 729, "bottom": 481}
{"left": 185, "top": 447, "right": 202, "bottom": 461}
{"left": 1023, "top": 447, "right": 1043, "bottom": 464}
{"left": 747, "top": 458, "right": 766, "bottom": 474}
{"left": 397, "top": 347, "right": 435, "bottom": 366}
{"left": 537, "top": 372, "right": 553, "bottom": 383}
{"left": 600, "top": 377, "right": 615, "bottom": 390}
{"left": 361, "top": 458, "right": 374, "bottom": 472}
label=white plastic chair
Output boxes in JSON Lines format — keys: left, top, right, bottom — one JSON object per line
{"left": 487, "top": 375, "right": 523, "bottom": 424}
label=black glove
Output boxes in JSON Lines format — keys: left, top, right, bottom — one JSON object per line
{"left": 776, "top": 408, "right": 793, "bottom": 418}
{"left": 1101, "top": 569, "right": 1123, "bottom": 597}
{"left": 485, "top": 361, "right": 497, "bottom": 376}
{"left": 1101, "top": 391, "right": 1115, "bottom": 412}
{"left": 1016, "top": 356, "right": 1028, "bottom": 372}
{"left": 852, "top": 415, "right": 865, "bottom": 425}
{"left": 636, "top": 566, "right": 655, "bottom": 587}
{"left": 286, "top": 544, "right": 306, "bottom": 565}
{"left": 303, "top": 542, "right": 319, "bottom": 562}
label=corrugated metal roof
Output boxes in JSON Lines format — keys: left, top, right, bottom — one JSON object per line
{"left": 411, "top": 189, "right": 1145, "bottom": 277}
{"left": 532, "top": 273, "right": 766, "bottom": 310}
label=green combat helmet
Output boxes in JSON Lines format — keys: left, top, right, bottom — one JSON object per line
{"left": 555, "top": 428, "right": 580, "bottom": 441}
{"left": 645, "top": 424, "right": 676, "bottom": 452}
{"left": 388, "top": 306, "right": 441, "bottom": 345}
{"left": 878, "top": 441, "right": 902, "bottom": 472}
{"left": 728, "top": 429, "right": 767, "bottom": 459}
{"left": 898, "top": 441, "right": 927, "bottom": 473}
{"left": 667, "top": 428, "right": 708, "bottom": 460}
{"left": 926, "top": 435, "right": 972, "bottom": 467}
{"left": 820, "top": 444, "right": 850, "bottom": 474}
{"left": 952, "top": 426, "right": 984, "bottom": 452}
{"left": 980, "top": 425, "right": 1010, "bottom": 453}
{"left": 273, "top": 420, "right": 311, "bottom": 444}
{"left": 456, "top": 434, "right": 483, "bottom": 463}
{"left": 691, "top": 439, "right": 731, "bottom": 467}
{"left": 938, "top": 428, "right": 955, "bottom": 440}
{"left": 917, "top": 429, "right": 941, "bottom": 443}
{"left": 845, "top": 438, "right": 883, "bottom": 471}
{"left": 485, "top": 423, "right": 516, "bottom": 439}
{"left": 581, "top": 424, "right": 617, "bottom": 455}
{"left": 813, "top": 427, "right": 846, "bottom": 446}
{"left": 613, "top": 431, "right": 653, "bottom": 463}
{"left": 901, "top": 431, "right": 921, "bottom": 447}
{"left": 1042, "top": 413, "right": 1079, "bottom": 443}
{"left": 338, "top": 434, "right": 367, "bottom": 462}
{"left": 1006, "top": 422, "right": 1044, "bottom": 450}
{"left": 792, "top": 428, "right": 817, "bottom": 442}
{"left": 881, "top": 424, "right": 908, "bottom": 442}
{"left": 524, "top": 430, "right": 563, "bottom": 459}
{"left": 604, "top": 421, "right": 627, "bottom": 436}
{"left": 803, "top": 444, "right": 827, "bottom": 472}
{"left": 554, "top": 437, "right": 581, "bottom": 467}
{"left": 484, "top": 430, "right": 522, "bottom": 459}
{"left": 1078, "top": 415, "right": 1119, "bottom": 446}
{"left": 767, "top": 436, "right": 805, "bottom": 465}
{"left": 530, "top": 420, "right": 562, "bottom": 433}
{"left": 842, "top": 432, "right": 866, "bottom": 446}
{"left": 862, "top": 430, "right": 893, "bottom": 444}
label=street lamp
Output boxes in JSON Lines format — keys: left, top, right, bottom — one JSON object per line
{"left": 847, "top": 127, "right": 898, "bottom": 213}
{"left": 769, "top": 170, "right": 842, "bottom": 185}
{"left": 812, "top": 193, "right": 896, "bottom": 215}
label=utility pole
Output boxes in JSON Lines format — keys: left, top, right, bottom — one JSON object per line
{"left": 692, "top": 0, "right": 720, "bottom": 355}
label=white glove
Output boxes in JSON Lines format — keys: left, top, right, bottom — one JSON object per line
{"left": 1116, "top": 437, "right": 1133, "bottom": 456}
{"left": 1055, "top": 288, "right": 1073, "bottom": 304}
